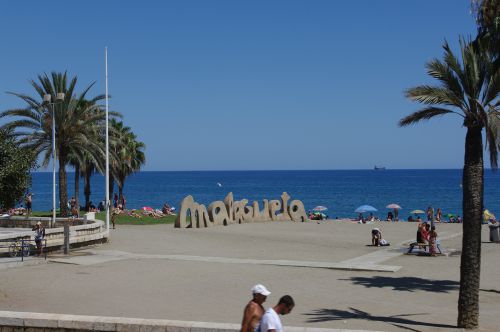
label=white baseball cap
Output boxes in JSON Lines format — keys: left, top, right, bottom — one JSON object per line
{"left": 252, "top": 284, "right": 271, "bottom": 296}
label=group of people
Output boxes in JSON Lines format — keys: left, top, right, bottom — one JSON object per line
{"left": 417, "top": 222, "right": 439, "bottom": 256}
{"left": 241, "top": 284, "right": 294, "bottom": 332}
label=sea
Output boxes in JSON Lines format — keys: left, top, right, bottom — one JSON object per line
{"left": 27, "top": 169, "right": 500, "bottom": 219}
{"left": 27, "top": 169, "right": 500, "bottom": 220}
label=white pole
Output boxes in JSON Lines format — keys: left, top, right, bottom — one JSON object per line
{"left": 52, "top": 103, "right": 56, "bottom": 228}
{"left": 105, "top": 47, "right": 110, "bottom": 233}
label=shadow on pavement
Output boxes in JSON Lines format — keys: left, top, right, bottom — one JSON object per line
{"left": 304, "top": 307, "right": 457, "bottom": 332}
{"left": 341, "top": 276, "right": 459, "bottom": 293}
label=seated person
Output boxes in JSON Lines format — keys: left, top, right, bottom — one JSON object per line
{"left": 387, "top": 211, "right": 393, "bottom": 221}
{"left": 97, "top": 200, "right": 105, "bottom": 211}
{"left": 408, "top": 215, "right": 414, "bottom": 222}
{"left": 71, "top": 206, "right": 79, "bottom": 218}
{"left": 371, "top": 228, "right": 382, "bottom": 246}
{"left": 420, "top": 222, "right": 430, "bottom": 245}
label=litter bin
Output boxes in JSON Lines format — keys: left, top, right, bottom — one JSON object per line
{"left": 489, "top": 224, "right": 500, "bottom": 242}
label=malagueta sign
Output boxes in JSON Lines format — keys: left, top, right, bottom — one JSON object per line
{"left": 175, "top": 192, "right": 308, "bottom": 228}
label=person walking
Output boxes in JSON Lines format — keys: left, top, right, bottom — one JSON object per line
{"left": 258, "top": 295, "right": 295, "bottom": 332}
{"left": 25, "top": 193, "right": 33, "bottom": 215}
{"left": 240, "top": 284, "right": 271, "bottom": 332}
{"left": 31, "top": 221, "right": 45, "bottom": 257}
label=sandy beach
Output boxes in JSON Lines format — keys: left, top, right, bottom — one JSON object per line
{"left": 0, "top": 220, "right": 499, "bottom": 332}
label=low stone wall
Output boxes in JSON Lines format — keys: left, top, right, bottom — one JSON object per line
{"left": 0, "top": 311, "right": 357, "bottom": 332}
{"left": 0, "top": 215, "right": 92, "bottom": 228}
{"left": 0, "top": 214, "right": 108, "bottom": 255}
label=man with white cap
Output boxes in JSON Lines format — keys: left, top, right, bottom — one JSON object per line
{"left": 240, "top": 284, "right": 271, "bottom": 332}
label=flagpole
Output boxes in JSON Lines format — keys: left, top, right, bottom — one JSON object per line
{"left": 105, "top": 47, "right": 110, "bottom": 233}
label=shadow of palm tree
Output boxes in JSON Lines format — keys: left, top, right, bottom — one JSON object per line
{"left": 340, "top": 276, "right": 459, "bottom": 293}
{"left": 304, "top": 307, "right": 457, "bottom": 331}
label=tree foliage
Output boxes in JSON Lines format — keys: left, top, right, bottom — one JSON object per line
{"left": 0, "top": 130, "right": 37, "bottom": 209}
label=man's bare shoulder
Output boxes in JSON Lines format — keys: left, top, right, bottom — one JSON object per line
{"left": 245, "top": 300, "right": 264, "bottom": 313}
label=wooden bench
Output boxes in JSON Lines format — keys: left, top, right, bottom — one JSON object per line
{"left": 407, "top": 242, "right": 442, "bottom": 254}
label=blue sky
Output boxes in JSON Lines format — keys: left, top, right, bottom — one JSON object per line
{"left": 0, "top": 1, "right": 480, "bottom": 170}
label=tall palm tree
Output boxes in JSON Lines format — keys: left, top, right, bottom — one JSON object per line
{"left": 109, "top": 119, "right": 146, "bottom": 203}
{"left": 399, "top": 38, "right": 499, "bottom": 328}
{"left": 0, "top": 72, "right": 106, "bottom": 216}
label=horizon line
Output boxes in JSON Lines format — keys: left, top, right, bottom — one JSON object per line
{"left": 31, "top": 168, "right": 475, "bottom": 173}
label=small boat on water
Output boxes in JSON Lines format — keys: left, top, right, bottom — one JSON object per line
{"left": 374, "top": 166, "right": 386, "bottom": 170}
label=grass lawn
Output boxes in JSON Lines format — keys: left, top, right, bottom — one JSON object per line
{"left": 30, "top": 210, "right": 176, "bottom": 225}
{"left": 96, "top": 211, "right": 176, "bottom": 225}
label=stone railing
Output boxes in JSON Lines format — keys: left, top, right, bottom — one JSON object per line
{"left": 0, "top": 214, "right": 108, "bottom": 255}
{"left": 0, "top": 311, "right": 364, "bottom": 332}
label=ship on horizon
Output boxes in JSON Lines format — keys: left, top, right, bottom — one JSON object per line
{"left": 374, "top": 165, "right": 386, "bottom": 170}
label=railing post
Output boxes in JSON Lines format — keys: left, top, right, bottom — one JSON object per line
{"left": 21, "top": 238, "right": 24, "bottom": 262}
{"left": 64, "top": 221, "right": 70, "bottom": 255}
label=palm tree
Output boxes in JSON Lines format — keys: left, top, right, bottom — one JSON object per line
{"left": 399, "top": 38, "right": 499, "bottom": 328}
{"left": 0, "top": 72, "right": 106, "bottom": 216}
{"left": 109, "top": 119, "right": 146, "bottom": 203}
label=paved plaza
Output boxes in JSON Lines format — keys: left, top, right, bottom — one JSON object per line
{"left": 0, "top": 221, "right": 499, "bottom": 332}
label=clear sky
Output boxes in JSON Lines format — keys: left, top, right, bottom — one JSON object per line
{"left": 0, "top": 1, "right": 480, "bottom": 171}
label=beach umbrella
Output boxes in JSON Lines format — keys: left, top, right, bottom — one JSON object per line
{"left": 355, "top": 205, "right": 377, "bottom": 213}
{"left": 386, "top": 203, "right": 402, "bottom": 209}
{"left": 313, "top": 206, "right": 328, "bottom": 212}
{"left": 444, "top": 213, "right": 456, "bottom": 218}
{"left": 410, "top": 209, "right": 425, "bottom": 214}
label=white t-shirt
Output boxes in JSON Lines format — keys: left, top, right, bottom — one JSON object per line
{"left": 259, "top": 308, "right": 283, "bottom": 332}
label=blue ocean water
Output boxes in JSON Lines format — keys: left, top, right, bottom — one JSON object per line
{"left": 28, "top": 169, "right": 500, "bottom": 219}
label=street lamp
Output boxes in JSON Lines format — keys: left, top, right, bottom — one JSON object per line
{"left": 43, "top": 92, "right": 65, "bottom": 228}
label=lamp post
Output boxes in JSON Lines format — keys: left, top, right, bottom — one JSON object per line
{"left": 43, "top": 93, "right": 65, "bottom": 228}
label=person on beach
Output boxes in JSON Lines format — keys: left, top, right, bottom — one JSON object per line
{"left": 426, "top": 206, "right": 432, "bottom": 221}
{"left": 420, "top": 223, "right": 430, "bottom": 245}
{"left": 387, "top": 211, "right": 393, "bottom": 221}
{"left": 429, "top": 226, "right": 438, "bottom": 256}
{"left": 240, "top": 284, "right": 271, "bottom": 332}
{"left": 113, "top": 193, "right": 118, "bottom": 208}
{"left": 371, "top": 228, "right": 382, "bottom": 246}
{"left": 436, "top": 208, "right": 442, "bottom": 222}
{"left": 25, "top": 193, "right": 33, "bottom": 215}
{"left": 32, "top": 221, "right": 45, "bottom": 256}
{"left": 257, "top": 295, "right": 295, "bottom": 332}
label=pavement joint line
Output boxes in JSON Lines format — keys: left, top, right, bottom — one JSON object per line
{"left": 47, "top": 249, "right": 401, "bottom": 272}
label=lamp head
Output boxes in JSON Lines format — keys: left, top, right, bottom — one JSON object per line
{"left": 43, "top": 94, "right": 51, "bottom": 103}
{"left": 56, "top": 93, "right": 65, "bottom": 101}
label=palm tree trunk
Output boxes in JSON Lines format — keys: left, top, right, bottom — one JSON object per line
{"left": 457, "top": 126, "right": 484, "bottom": 329}
{"left": 109, "top": 177, "right": 114, "bottom": 204}
{"left": 118, "top": 176, "right": 125, "bottom": 204}
{"left": 58, "top": 156, "right": 68, "bottom": 217}
{"left": 84, "top": 168, "right": 91, "bottom": 211}
{"left": 74, "top": 164, "right": 80, "bottom": 211}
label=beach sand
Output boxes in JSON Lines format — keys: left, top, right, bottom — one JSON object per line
{"left": 0, "top": 221, "right": 499, "bottom": 332}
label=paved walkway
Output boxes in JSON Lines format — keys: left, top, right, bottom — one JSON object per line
{"left": 1, "top": 222, "right": 498, "bottom": 332}
{"left": 49, "top": 249, "right": 402, "bottom": 272}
